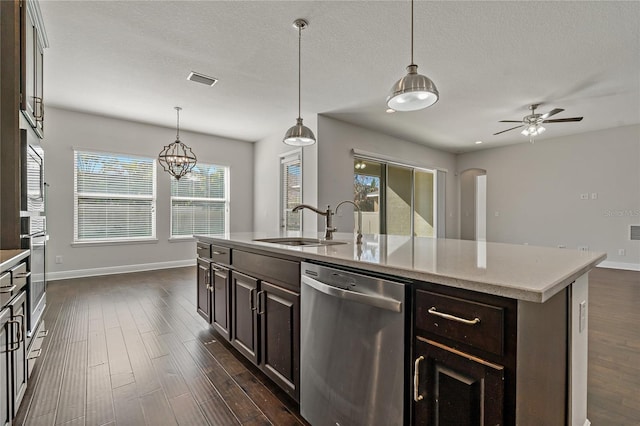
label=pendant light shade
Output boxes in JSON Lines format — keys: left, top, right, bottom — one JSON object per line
{"left": 284, "top": 19, "right": 316, "bottom": 146}
{"left": 387, "top": 0, "right": 439, "bottom": 112}
{"left": 158, "top": 107, "right": 197, "bottom": 180}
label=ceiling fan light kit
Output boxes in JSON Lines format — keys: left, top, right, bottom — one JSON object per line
{"left": 386, "top": 0, "right": 439, "bottom": 112}
{"left": 494, "top": 104, "right": 583, "bottom": 143}
{"left": 283, "top": 19, "right": 316, "bottom": 146}
{"left": 158, "top": 106, "right": 197, "bottom": 179}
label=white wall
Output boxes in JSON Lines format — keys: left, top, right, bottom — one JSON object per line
{"left": 317, "top": 116, "right": 459, "bottom": 238}
{"left": 457, "top": 124, "right": 640, "bottom": 270}
{"left": 253, "top": 115, "right": 318, "bottom": 233}
{"left": 45, "top": 107, "right": 254, "bottom": 279}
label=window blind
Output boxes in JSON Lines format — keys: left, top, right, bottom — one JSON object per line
{"left": 280, "top": 152, "right": 302, "bottom": 231}
{"left": 74, "top": 151, "right": 156, "bottom": 242}
{"left": 171, "top": 163, "right": 228, "bottom": 237}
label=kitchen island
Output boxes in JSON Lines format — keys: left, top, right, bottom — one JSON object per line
{"left": 195, "top": 232, "right": 605, "bottom": 426}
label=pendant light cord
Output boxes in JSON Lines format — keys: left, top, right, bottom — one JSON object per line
{"left": 410, "top": 0, "right": 415, "bottom": 66}
{"left": 298, "top": 23, "right": 302, "bottom": 120}
{"left": 175, "top": 107, "right": 181, "bottom": 140}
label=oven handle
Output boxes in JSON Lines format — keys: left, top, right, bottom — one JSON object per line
{"left": 302, "top": 275, "right": 402, "bottom": 312}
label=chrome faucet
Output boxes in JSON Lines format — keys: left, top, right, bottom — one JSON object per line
{"left": 335, "top": 200, "right": 363, "bottom": 245}
{"left": 292, "top": 204, "right": 336, "bottom": 240}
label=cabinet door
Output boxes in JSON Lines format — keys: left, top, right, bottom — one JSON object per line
{"left": 0, "top": 308, "right": 12, "bottom": 426}
{"left": 196, "top": 258, "right": 211, "bottom": 323}
{"left": 34, "top": 32, "right": 44, "bottom": 137}
{"left": 211, "top": 264, "right": 230, "bottom": 341}
{"left": 414, "top": 337, "right": 504, "bottom": 426}
{"left": 9, "top": 291, "right": 27, "bottom": 416}
{"left": 231, "top": 271, "right": 258, "bottom": 365}
{"left": 258, "top": 281, "right": 299, "bottom": 401}
{"left": 20, "top": 1, "right": 36, "bottom": 126}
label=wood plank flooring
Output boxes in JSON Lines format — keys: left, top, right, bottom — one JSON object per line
{"left": 16, "top": 267, "right": 307, "bottom": 426}
{"left": 14, "top": 265, "right": 640, "bottom": 425}
{"left": 587, "top": 267, "right": 640, "bottom": 426}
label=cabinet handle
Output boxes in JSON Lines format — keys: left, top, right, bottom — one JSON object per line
{"left": 414, "top": 355, "right": 424, "bottom": 402}
{"left": 16, "top": 314, "right": 24, "bottom": 343}
{"left": 0, "top": 285, "right": 16, "bottom": 294}
{"left": 428, "top": 307, "right": 480, "bottom": 326}
{"left": 34, "top": 97, "right": 44, "bottom": 121}
{"left": 212, "top": 265, "right": 222, "bottom": 272}
{"left": 7, "top": 317, "right": 23, "bottom": 352}
{"left": 257, "top": 291, "right": 266, "bottom": 315}
{"left": 250, "top": 288, "right": 256, "bottom": 311}
{"left": 212, "top": 251, "right": 225, "bottom": 256}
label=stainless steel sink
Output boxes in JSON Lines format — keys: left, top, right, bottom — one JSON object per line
{"left": 253, "top": 237, "right": 347, "bottom": 247}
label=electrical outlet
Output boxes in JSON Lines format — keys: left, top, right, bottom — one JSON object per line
{"left": 618, "top": 249, "right": 626, "bottom": 256}
{"left": 494, "top": 211, "right": 500, "bottom": 217}
{"left": 578, "top": 246, "right": 589, "bottom": 252}
{"left": 591, "top": 192, "right": 598, "bottom": 200}
{"left": 55, "top": 255, "right": 63, "bottom": 264}
{"left": 580, "top": 193, "right": 589, "bottom": 200}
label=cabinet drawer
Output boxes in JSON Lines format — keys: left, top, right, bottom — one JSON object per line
{"left": 415, "top": 290, "right": 504, "bottom": 356}
{"left": 0, "top": 272, "right": 11, "bottom": 290}
{"left": 233, "top": 250, "right": 300, "bottom": 291}
{"left": 197, "top": 242, "right": 211, "bottom": 259}
{"left": 211, "top": 244, "right": 231, "bottom": 265}
{"left": 10, "top": 263, "right": 29, "bottom": 291}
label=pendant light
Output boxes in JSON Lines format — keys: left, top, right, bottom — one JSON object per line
{"left": 283, "top": 19, "right": 316, "bottom": 146}
{"left": 158, "top": 107, "right": 197, "bottom": 180}
{"left": 387, "top": 0, "right": 439, "bottom": 112}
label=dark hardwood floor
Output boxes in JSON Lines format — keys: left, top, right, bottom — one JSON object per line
{"left": 587, "top": 267, "right": 640, "bottom": 426}
{"left": 16, "top": 267, "right": 307, "bottom": 426}
{"left": 14, "top": 265, "right": 640, "bottom": 425}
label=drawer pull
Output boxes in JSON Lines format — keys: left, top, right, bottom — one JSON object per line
{"left": 428, "top": 307, "right": 480, "bottom": 326}
{"left": 414, "top": 355, "right": 424, "bottom": 402}
{"left": 212, "top": 250, "right": 226, "bottom": 256}
{"left": 0, "top": 285, "right": 16, "bottom": 294}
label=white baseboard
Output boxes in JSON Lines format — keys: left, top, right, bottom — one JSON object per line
{"left": 597, "top": 260, "right": 640, "bottom": 271}
{"left": 47, "top": 259, "right": 196, "bottom": 281}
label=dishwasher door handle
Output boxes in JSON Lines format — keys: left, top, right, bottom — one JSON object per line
{"left": 302, "top": 275, "right": 402, "bottom": 312}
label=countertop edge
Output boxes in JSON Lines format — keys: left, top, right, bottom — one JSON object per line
{"left": 0, "top": 249, "right": 30, "bottom": 272}
{"left": 195, "top": 235, "right": 605, "bottom": 303}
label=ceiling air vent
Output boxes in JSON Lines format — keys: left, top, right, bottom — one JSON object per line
{"left": 187, "top": 71, "right": 218, "bottom": 87}
{"left": 631, "top": 225, "right": 640, "bottom": 241}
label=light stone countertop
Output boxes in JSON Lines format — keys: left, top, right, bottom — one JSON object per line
{"left": 0, "top": 249, "right": 30, "bottom": 272}
{"left": 195, "top": 232, "right": 606, "bottom": 303}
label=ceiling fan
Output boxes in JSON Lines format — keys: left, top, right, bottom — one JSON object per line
{"left": 494, "top": 104, "right": 583, "bottom": 142}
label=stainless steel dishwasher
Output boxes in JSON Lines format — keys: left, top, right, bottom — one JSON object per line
{"left": 300, "top": 262, "right": 406, "bottom": 426}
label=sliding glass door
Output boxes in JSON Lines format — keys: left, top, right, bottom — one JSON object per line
{"left": 354, "top": 158, "right": 438, "bottom": 237}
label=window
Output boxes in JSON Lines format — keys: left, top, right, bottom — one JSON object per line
{"left": 74, "top": 150, "right": 156, "bottom": 243}
{"left": 280, "top": 150, "right": 302, "bottom": 231}
{"left": 171, "top": 163, "right": 229, "bottom": 237}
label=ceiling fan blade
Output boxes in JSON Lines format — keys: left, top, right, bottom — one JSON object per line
{"left": 498, "top": 120, "right": 523, "bottom": 123}
{"left": 493, "top": 125, "right": 524, "bottom": 135}
{"left": 543, "top": 117, "right": 584, "bottom": 123}
{"left": 541, "top": 108, "right": 565, "bottom": 120}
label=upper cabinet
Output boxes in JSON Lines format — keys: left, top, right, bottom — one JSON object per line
{"left": 20, "top": 0, "right": 48, "bottom": 138}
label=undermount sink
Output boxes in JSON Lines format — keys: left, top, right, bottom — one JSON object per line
{"left": 253, "top": 237, "right": 347, "bottom": 247}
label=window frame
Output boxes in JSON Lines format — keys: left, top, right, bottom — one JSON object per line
{"left": 169, "top": 162, "right": 230, "bottom": 240}
{"left": 73, "top": 149, "right": 157, "bottom": 244}
{"left": 279, "top": 149, "right": 303, "bottom": 232}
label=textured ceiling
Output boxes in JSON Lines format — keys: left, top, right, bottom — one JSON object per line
{"left": 41, "top": 1, "right": 640, "bottom": 153}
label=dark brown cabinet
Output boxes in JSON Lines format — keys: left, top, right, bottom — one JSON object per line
{"left": 413, "top": 337, "right": 504, "bottom": 426}
{"left": 0, "top": 308, "right": 11, "bottom": 426}
{"left": 196, "top": 258, "right": 211, "bottom": 323}
{"left": 230, "top": 271, "right": 259, "bottom": 364}
{"left": 259, "top": 281, "right": 299, "bottom": 399}
{"left": 413, "top": 286, "right": 515, "bottom": 425}
{"left": 20, "top": 0, "right": 46, "bottom": 138}
{"left": 9, "top": 291, "right": 27, "bottom": 415}
{"left": 211, "top": 264, "right": 231, "bottom": 341}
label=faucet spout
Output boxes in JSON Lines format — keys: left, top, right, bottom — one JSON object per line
{"left": 335, "top": 200, "right": 363, "bottom": 245}
{"left": 291, "top": 204, "right": 336, "bottom": 240}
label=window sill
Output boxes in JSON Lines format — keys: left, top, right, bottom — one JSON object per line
{"left": 168, "top": 237, "right": 196, "bottom": 243}
{"left": 71, "top": 238, "right": 158, "bottom": 248}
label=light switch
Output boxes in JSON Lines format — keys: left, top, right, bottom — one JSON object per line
{"left": 579, "top": 301, "right": 587, "bottom": 333}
